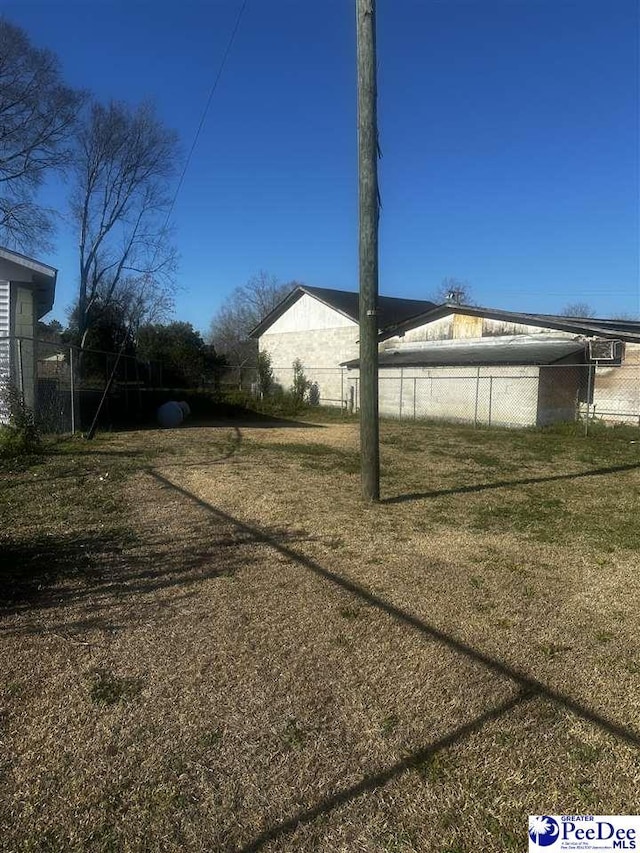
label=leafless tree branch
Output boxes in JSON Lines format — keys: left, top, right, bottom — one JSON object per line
{"left": 70, "top": 98, "right": 179, "bottom": 349}
{"left": 0, "top": 18, "right": 85, "bottom": 251}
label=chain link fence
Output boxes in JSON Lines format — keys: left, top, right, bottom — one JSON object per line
{"left": 1, "top": 335, "right": 205, "bottom": 434}
{"left": 263, "top": 362, "right": 640, "bottom": 433}
{"left": 2, "top": 342, "right": 638, "bottom": 435}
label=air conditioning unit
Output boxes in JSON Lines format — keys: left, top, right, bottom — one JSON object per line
{"left": 588, "top": 339, "right": 622, "bottom": 362}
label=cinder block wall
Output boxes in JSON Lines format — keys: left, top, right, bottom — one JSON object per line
{"left": 259, "top": 294, "right": 359, "bottom": 405}
{"left": 592, "top": 343, "right": 640, "bottom": 423}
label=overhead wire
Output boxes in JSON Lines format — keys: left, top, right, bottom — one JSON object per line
{"left": 161, "top": 0, "right": 249, "bottom": 234}
{"left": 86, "top": 1, "right": 248, "bottom": 438}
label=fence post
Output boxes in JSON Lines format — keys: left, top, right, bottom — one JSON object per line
{"left": 488, "top": 376, "right": 493, "bottom": 426}
{"left": 124, "top": 352, "right": 129, "bottom": 419}
{"left": 399, "top": 368, "right": 404, "bottom": 419}
{"left": 413, "top": 377, "right": 417, "bottom": 419}
{"left": 70, "top": 346, "right": 76, "bottom": 434}
{"left": 585, "top": 364, "right": 594, "bottom": 437}
{"left": 16, "top": 337, "right": 24, "bottom": 398}
{"left": 474, "top": 368, "right": 480, "bottom": 428}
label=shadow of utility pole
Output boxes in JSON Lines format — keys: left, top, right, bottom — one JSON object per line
{"left": 382, "top": 461, "right": 640, "bottom": 505}
{"left": 238, "top": 690, "right": 532, "bottom": 852}
{"left": 148, "top": 468, "right": 640, "bottom": 851}
{"left": 149, "top": 469, "right": 640, "bottom": 750}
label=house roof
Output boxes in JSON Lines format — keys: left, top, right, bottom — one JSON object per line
{"left": 342, "top": 338, "right": 587, "bottom": 369}
{"left": 0, "top": 246, "right": 57, "bottom": 318}
{"left": 380, "top": 303, "right": 640, "bottom": 344}
{"left": 249, "top": 285, "right": 437, "bottom": 338}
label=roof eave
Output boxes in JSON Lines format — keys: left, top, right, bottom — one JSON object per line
{"left": 248, "top": 287, "right": 306, "bottom": 338}
{"left": 0, "top": 246, "right": 57, "bottom": 319}
{"left": 33, "top": 269, "right": 57, "bottom": 318}
{"left": 0, "top": 245, "right": 57, "bottom": 280}
{"left": 379, "top": 303, "right": 640, "bottom": 343}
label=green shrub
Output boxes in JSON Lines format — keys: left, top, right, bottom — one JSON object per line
{"left": 221, "top": 388, "right": 255, "bottom": 409}
{"left": 257, "top": 351, "right": 275, "bottom": 397}
{"left": 0, "top": 383, "right": 40, "bottom": 457}
{"left": 291, "top": 359, "right": 311, "bottom": 402}
{"left": 255, "top": 388, "right": 308, "bottom": 418}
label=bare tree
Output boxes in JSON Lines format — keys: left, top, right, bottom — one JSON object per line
{"left": 610, "top": 310, "right": 640, "bottom": 321}
{"left": 432, "top": 277, "right": 475, "bottom": 306}
{"left": 559, "top": 302, "right": 596, "bottom": 318}
{"left": 111, "top": 274, "right": 174, "bottom": 339}
{"left": 71, "top": 99, "right": 179, "bottom": 350}
{"left": 0, "top": 18, "right": 84, "bottom": 251}
{"left": 208, "top": 271, "right": 293, "bottom": 364}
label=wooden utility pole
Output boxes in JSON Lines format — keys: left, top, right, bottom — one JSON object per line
{"left": 356, "top": 0, "right": 380, "bottom": 501}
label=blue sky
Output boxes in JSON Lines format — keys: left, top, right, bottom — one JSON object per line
{"left": 4, "top": 0, "right": 639, "bottom": 331}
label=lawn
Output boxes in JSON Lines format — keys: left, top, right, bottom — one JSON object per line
{"left": 1, "top": 413, "right": 639, "bottom": 852}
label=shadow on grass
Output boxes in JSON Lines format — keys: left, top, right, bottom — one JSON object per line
{"left": 0, "top": 527, "right": 241, "bottom": 618}
{"left": 0, "top": 530, "right": 133, "bottom": 608}
{"left": 147, "top": 469, "right": 640, "bottom": 852}
{"left": 382, "top": 460, "right": 640, "bottom": 504}
{"left": 181, "top": 411, "right": 324, "bottom": 430}
{"left": 94, "top": 408, "right": 325, "bottom": 433}
{"left": 240, "top": 690, "right": 533, "bottom": 853}
{"left": 0, "top": 519, "right": 314, "bottom": 627}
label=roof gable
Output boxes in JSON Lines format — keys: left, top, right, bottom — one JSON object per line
{"left": 250, "top": 285, "right": 437, "bottom": 338}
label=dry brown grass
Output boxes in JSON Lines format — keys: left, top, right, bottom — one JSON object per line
{"left": 1, "top": 417, "right": 639, "bottom": 852}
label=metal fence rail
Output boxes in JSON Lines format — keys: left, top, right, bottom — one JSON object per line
{"left": 265, "top": 362, "right": 640, "bottom": 433}
{"left": 1, "top": 336, "right": 180, "bottom": 434}
{"left": 1, "top": 341, "right": 638, "bottom": 436}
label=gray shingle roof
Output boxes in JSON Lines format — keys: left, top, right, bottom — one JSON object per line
{"left": 249, "top": 285, "right": 437, "bottom": 338}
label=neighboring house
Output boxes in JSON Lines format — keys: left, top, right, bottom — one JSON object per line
{"left": 363, "top": 304, "right": 640, "bottom": 426}
{"left": 253, "top": 286, "right": 640, "bottom": 427}
{"left": 0, "top": 246, "right": 57, "bottom": 419}
{"left": 250, "top": 285, "right": 436, "bottom": 405}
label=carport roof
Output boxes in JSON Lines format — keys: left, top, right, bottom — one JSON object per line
{"left": 342, "top": 339, "right": 587, "bottom": 368}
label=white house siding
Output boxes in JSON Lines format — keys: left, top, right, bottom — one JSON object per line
{"left": 259, "top": 294, "right": 358, "bottom": 406}
{"left": 11, "top": 285, "right": 36, "bottom": 409}
{"left": 0, "top": 279, "right": 9, "bottom": 421}
{"left": 348, "top": 365, "right": 541, "bottom": 427}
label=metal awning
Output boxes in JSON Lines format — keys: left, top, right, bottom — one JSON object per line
{"left": 342, "top": 339, "right": 586, "bottom": 369}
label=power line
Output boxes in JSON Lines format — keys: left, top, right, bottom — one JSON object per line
{"left": 162, "top": 0, "right": 249, "bottom": 232}
{"left": 87, "top": 2, "right": 248, "bottom": 438}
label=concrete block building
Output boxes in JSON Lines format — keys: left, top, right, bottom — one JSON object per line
{"left": 252, "top": 285, "right": 640, "bottom": 427}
